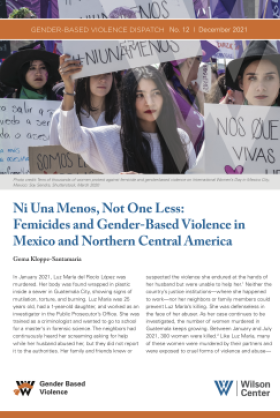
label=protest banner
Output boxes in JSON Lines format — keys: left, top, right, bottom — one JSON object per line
{"left": 62, "top": 40, "right": 202, "bottom": 79}
{"left": 57, "top": 0, "right": 196, "bottom": 19}
{"left": 0, "top": 98, "right": 60, "bottom": 175}
{"left": 29, "top": 145, "right": 101, "bottom": 174}
{"left": 193, "top": 63, "right": 211, "bottom": 93}
{"left": 204, "top": 104, "right": 280, "bottom": 174}
{"left": 212, "top": 41, "right": 240, "bottom": 59}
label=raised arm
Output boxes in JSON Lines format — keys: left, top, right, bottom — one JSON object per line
{"left": 59, "top": 54, "right": 82, "bottom": 111}
{"left": 58, "top": 54, "right": 93, "bottom": 154}
{"left": 57, "top": 55, "right": 105, "bottom": 170}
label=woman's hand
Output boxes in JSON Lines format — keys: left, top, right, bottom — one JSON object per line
{"left": 59, "top": 54, "right": 83, "bottom": 94}
{"left": 219, "top": 89, "right": 235, "bottom": 105}
{"left": 191, "top": 81, "right": 202, "bottom": 97}
{"left": 59, "top": 54, "right": 83, "bottom": 111}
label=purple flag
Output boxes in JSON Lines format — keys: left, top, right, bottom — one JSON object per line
{"left": 30, "top": 0, "right": 48, "bottom": 18}
{"left": 259, "top": 0, "right": 280, "bottom": 18}
{"left": 209, "top": 0, "right": 245, "bottom": 18}
{"left": 31, "top": 0, "right": 59, "bottom": 18}
{"left": 200, "top": 40, "right": 219, "bottom": 61}
{"left": 44, "top": 1, "right": 55, "bottom": 52}
{"left": 40, "top": 0, "right": 48, "bottom": 18}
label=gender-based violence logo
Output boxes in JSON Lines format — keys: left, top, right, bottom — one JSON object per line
{"left": 14, "top": 381, "right": 35, "bottom": 396}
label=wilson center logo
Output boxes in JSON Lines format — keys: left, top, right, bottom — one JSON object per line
{"left": 14, "top": 381, "right": 35, "bottom": 396}
{"left": 214, "top": 380, "right": 234, "bottom": 396}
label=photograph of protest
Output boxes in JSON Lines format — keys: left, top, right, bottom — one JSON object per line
{"left": 1, "top": 3, "right": 280, "bottom": 417}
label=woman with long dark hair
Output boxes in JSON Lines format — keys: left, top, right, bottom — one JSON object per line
{"left": 0, "top": 41, "right": 61, "bottom": 101}
{"left": 56, "top": 55, "right": 196, "bottom": 174}
{"left": 50, "top": 72, "right": 120, "bottom": 145}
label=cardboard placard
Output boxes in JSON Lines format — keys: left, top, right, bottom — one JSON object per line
{"left": 58, "top": 0, "right": 196, "bottom": 19}
{"left": 193, "top": 63, "right": 211, "bottom": 93}
{"left": 0, "top": 98, "right": 60, "bottom": 175}
{"left": 62, "top": 40, "right": 202, "bottom": 79}
{"left": 204, "top": 104, "right": 280, "bottom": 175}
{"left": 29, "top": 145, "right": 101, "bottom": 174}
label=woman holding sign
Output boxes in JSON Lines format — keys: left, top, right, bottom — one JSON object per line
{"left": 224, "top": 41, "right": 280, "bottom": 106}
{"left": 56, "top": 55, "right": 196, "bottom": 174}
{"left": 0, "top": 41, "right": 61, "bottom": 101}
{"left": 50, "top": 72, "right": 121, "bottom": 146}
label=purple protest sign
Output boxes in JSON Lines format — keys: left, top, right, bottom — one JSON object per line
{"left": 259, "top": 0, "right": 280, "bottom": 18}
{"left": 209, "top": 0, "right": 245, "bottom": 18}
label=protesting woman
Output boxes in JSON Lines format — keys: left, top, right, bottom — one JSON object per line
{"left": 160, "top": 56, "right": 204, "bottom": 156}
{"left": 50, "top": 72, "right": 120, "bottom": 145}
{"left": 223, "top": 41, "right": 280, "bottom": 106}
{"left": 0, "top": 41, "right": 61, "bottom": 101}
{"left": 207, "top": 74, "right": 244, "bottom": 105}
{"left": 56, "top": 55, "right": 196, "bottom": 174}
